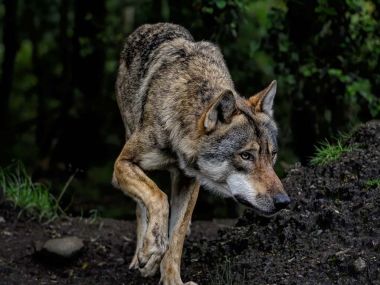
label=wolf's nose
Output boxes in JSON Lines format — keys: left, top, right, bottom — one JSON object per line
{"left": 273, "top": 193, "right": 291, "bottom": 210}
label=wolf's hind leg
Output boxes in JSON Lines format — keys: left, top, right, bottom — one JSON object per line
{"left": 114, "top": 139, "right": 169, "bottom": 277}
{"left": 160, "top": 171, "right": 200, "bottom": 285}
{"left": 129, "top": 202, "right": 148, "bottom": 269}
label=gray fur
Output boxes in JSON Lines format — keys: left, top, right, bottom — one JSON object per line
{"left": 116, "top": 23, "right": 278, "bottom": 175}
{"left": 114, "top": 23, "right": 289, "bottom": 284}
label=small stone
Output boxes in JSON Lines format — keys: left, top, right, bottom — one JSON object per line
{"left": 2, "top": 231, "right": 12, "bottom": 236}
{"left": 371, "top": 239, "right": 380, "bottom": 250}
{"left": 115, "top": 257, "right": 125, "bottom": 265}
{"left": 353, "top": 257, "right": 366, "bottom": 273}
{"left": 0, "top": 216, "right": 5, "bottom": 223}
{"left": 39, "top": 236, "right": 84, "bottom": 260}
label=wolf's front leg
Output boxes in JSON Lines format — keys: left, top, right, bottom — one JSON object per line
{"left": 160, "top": 171, "right": 200, "bottom": 285}
{"left": 129, "top": 202, "right": 148, "bottom": 270}
{"left": 114, "top": 142, "right": 169, "bottom": 277}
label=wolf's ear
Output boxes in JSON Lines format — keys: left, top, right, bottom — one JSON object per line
{"left": 203, "top": 90, "right": 236, "bottom": 132}
{"left": 249, "top": 80, "right": 277, "bottom": 116}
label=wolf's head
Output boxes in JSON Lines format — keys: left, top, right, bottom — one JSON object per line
{"left": 196, "top": 81, "right": 290, "bottom": 216}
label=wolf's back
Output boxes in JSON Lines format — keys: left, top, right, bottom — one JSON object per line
{"left": 121, "top": 23, "right": 193, "bottom": 78}
{"left": 116, "top": 23, "right": 194, "bottom": 137}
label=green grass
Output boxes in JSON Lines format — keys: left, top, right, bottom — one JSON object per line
{"left": 213, "top": 258, "right": 233, "bottom": 285}
{"left": 310, "top": 139, "right": 357, "bottom": 166}
{"left": 0, "top": 162, "right": 63, "bottom": 221}
{"left": 365, "top": 178, "right": 380, "bottom": 187}
{"left": 211, "top": 257, "right": 246, "bottom": 285}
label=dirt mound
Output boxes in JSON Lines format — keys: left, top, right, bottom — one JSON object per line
{"left": 1, "top": 121, "right": 379, "bottom": 285}
{"left": 182, "top": 121, "right": 380, "bottom": 284}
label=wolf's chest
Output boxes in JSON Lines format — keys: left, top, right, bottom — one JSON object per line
{"left": 138, "top": 149, "right": 177, "bottom": 171}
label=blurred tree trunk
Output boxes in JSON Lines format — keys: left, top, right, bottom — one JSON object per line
{"left": 151, "top": 0, "right": 162, "bottom": 22}
{"left": 73, "top": 0, "right": 105, "bottom": 101}
{"left": 57, "top": 0, "right": 105, "bottom": 167}
{"left": 30, "top": 13, "right": 47, "bottom": 159}
{"left": 58, "top": 0, "right": 73, "bottom": 121}
{"left": 26, "top": 0, "right": 77, "bottom": 183}
{"left": 168, "top": 0, "right": 182, "bottom": 23}
{"left": 43, "top": 0, "right": 74, "bottom": 163}
{"left": 0, "top": 0, "right": 19, "bottom": 129}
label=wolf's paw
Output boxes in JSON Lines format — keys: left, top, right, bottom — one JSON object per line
{"left": 137, "top": 233, "right": 168, "bottom": 277}
{"left": 129, "top": 254, "right": 139, "bottom": 270}
{"left": 160, "top": 257, "right": 198, "bottom": 285}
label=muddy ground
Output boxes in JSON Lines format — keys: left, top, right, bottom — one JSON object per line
{"left": 1, "top": 121, "right": 379, "bottom": 285}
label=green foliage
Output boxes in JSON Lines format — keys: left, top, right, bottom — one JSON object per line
{"left": 88, "top": 208, "right": 100, "bottom": 223}
{"left": 213, "top": 257, "right": 233, "bottom": 285}
{"left": 365, "top": 178, "right": 380, "bottom": 188}
{"left": 0, "top": 162, "right": 60, "bottom": 221}
{"left": 1, "top": 0, "right": 379, "bottom": 217}
{"left": 310, "top": 140, "right": 356, "bottom": 166}
{"left": 267, "top": 0, "right": 380, "bottom": 159}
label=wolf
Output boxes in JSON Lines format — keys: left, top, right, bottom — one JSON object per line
{"left": 112, "top": 23, "right": 290, "bottom": 285}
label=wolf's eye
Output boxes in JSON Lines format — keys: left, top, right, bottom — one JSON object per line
{"left": 240, "top": 152, "right": 254, "bottom": 161}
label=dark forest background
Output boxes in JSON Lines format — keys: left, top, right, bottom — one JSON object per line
{"left": 0, "top": 0, "right": 379, "bottom": 219}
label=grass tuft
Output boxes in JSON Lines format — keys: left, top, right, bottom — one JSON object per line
{"left": 310, "top": 139, "right": 356, "bottom": 166}
{"left": 365, "top": 178, "right": 380, "bottom": 187}
{"left": 0, "top": 162, "right": 61, "bottom": 221}
{"left": 213, "top": 258, "right": 233, "bottom": 285}
{"left": 211, "top": 257, "right": 246, "bottom": 285}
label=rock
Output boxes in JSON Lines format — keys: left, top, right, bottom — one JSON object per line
{"left": 2, "top": 230, "right": 12, "bottom": 236}
{"left": 36, "top": 236, "right": 84, "bottom": 261}
{"left": 0, "top": 216, "right": 5, "bottom": 223}
{"left": 115, "top": 257, "right": 125, "bottom": 265}
{"left": 353, "top": 257, "right": 366, "bottom": 273}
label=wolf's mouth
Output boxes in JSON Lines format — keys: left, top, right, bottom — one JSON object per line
{"left": 234, "top": 195, "right": 277, "bottom": 217}
{"left": 251, "top": 207, "right": 278, "bottom": 217}
{"left": 234, "top": 195, "right": 252, "bottom": 207}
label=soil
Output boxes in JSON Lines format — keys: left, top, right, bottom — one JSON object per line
{"left": 1, "top": 121, "right": 379, "bottom": 285}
